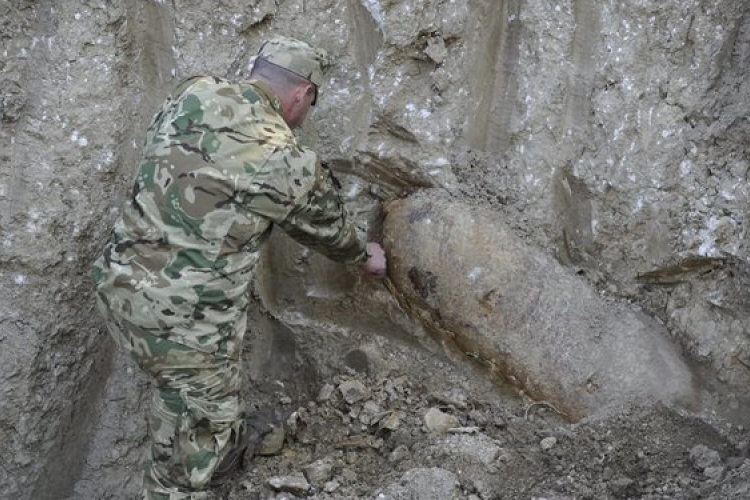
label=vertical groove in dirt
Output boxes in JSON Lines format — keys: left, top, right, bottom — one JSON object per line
{"left": 346, "top": 0, "right": 383, "bottom": 151}
{"left": 562, "top": 0, "right": 599, "bottom": 144}
{"left": 551, "top": 0, "right": 600, "bottom": 264}
{"left": 466, "top": 0, "right": 522, "bottom": 154}
{"left": 2, "top": 0, "right": 49, "bottom": 224}
{"left": 61, "top": 2, "right": 178, "bottom": 499}
{"left": 141, "top": 0, "right": 177, "bottom": 92}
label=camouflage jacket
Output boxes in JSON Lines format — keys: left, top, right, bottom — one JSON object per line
{"left": 93, "top": 76, "right": 367, "bottom": 352}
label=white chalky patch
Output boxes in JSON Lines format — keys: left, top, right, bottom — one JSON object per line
{"left": 362, "top": 0, "right": 384, "bottom": 30}
{"left": 468, "top": 267, "right": 484, "bottom": 282}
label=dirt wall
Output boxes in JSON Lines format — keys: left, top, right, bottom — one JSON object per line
{"left": 1, "top": 1, "right": 748, "bottom": 498}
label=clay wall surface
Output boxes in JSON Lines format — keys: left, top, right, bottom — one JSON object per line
{"left": 0, "top": 1, "right": 748, "bottom": 498}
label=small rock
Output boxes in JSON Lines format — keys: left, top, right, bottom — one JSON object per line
{"left": 339, "top": 380, "right": 369, "bottom": 405}
{"left": 424, "top": 408, "right": 459, "bottom": 434}
{"left": 726, "top": 456, "right": 745, "bottom": 469}
{"left": 431, "top": 67, "right": 451, "bottom": 94}
{"left": 257, "top": 426, "right": 285, "bottom": 456}
{"left": 430, "top": 390, "right": 468, "bottom": 409}
{"left": 431, "top": 434, "right": 500, "bottom": 467}
{"left": 340, "top": 468, "right": 358, "bottom": 484}
{"left": 704, "top": 466, "right": 725, "bottom": 480}
{"left": 608, "top": 476, "right": 634, "bottom": 496}
{"left": 360, "top": 400, "right": 384, "bottom": 425}
{"left": 324, "top": 479, "right": 340, "bottom": 493}
{"left": 335, "top": 434, "right": 375, "bottom": 450}
{"left": 424, "top": 36, "right": 448, "bottom": 65}
{"left": 540, "top": 436, "right": 558, "bottom": 450}
{"left": 317, "top": 383, "right": 335, "bottom": 402}
{"left": 267, "top": 473, "right": 310, "bottom": 496}
{"left": 379, "top": 411, "right": 405, "bottom": 431}
{"left": 285, "top": 411, "right": 303, "bottom": 438}
{"left": 689, "top": 445, "right": 722, "bottom": 471}
{"left": 389, "top": 444, "right": 410, "bottom": 463}
{"left": 0, "top": 81, "right": 26, "bottom": 123}
{"left": 378, "top": 468, "right": 462, "bottom": 499}
{"left": 384, "top": 376, "right": 409, "bottom": 400}
{"left": 448, "top": 426, "right": 480, "bottom": 434}
{"left": 302, "top": 459, "right": 333, "bottom": 486}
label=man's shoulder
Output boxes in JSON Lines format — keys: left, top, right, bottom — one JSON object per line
{"left": 173, "top": 76, "right": 266, "bottom": 108}
{"left": 174, "top": 77, "right": 292, "bottom": 138}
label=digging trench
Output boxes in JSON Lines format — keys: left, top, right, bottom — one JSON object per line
{"left": 1, "top": 1, "right": 749, "bottom": 499}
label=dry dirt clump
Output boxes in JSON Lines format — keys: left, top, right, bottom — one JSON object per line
{"left": 211, "top": 368, "right": 749, "bottom": 500}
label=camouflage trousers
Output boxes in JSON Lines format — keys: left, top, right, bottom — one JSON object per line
{"left": 96, "top": 294, "right": 246, "bottom": 499}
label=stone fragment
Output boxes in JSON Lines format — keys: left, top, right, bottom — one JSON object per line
{"left": 340, "top": 468, "right": 358, "bottom": 484}
{"left": 0, "top": 81, "right": 26, "bottom": 122}
{"left": 302, "top": 459, "right": 334, "bottom": 486}
{"left": 285, "top": 410, "right": 304, "bottom": 438}
{"left": 317, "top": 383, "right": 335, "bottom": 402}
{"left": 267, "top": 473, "right": 310, "bottom": 496}
{"left": 704, "top": 466, "right": 726, "bottom": 480}
{"left": 257, "top": 426, "right": 285, "bottom": 456}
{"left": 335, "top": 434, "right": 376, "bottom": 449}
{"left": 324, "top": 479, "right": 340, "bottom": 493}
{"left": 379, "top": 410, "right": 405, "bottom": 431}
{"left": 608, "top": 477, "right": 635, "bottom": 497}
{"left": 447, "top": 426, "right": 480, "bottom": 434}
{"left": 431, "top": 434, "right": 501, "bottom": 467}
{"left": 339, "top": 380, "right": 369, "bottom": 405}
{"left": 429, "top": 389, "right": 468, "bottom": 409}
{"left": 360, "top": 400, "right": 384, "bottom": 425}
{"left": 690, "top": 444, "right": 722, "bottom": 471}
{"left": 383, "top": 193, "right": 698, "bottom": 420}
{"left": 431, "top": 67, "right": 451, "bottom": 93}
{"left": 389, "top": 444, "right": 410, "bottom": 463}
{"left": 424, "top": 407, "right": 459, "bottom": 434}
{"left": 424, "top": 36, "right": 447, "bottom": 64}
{"left": 540, "top": 436, "right": 558, "bottom": 450}
{"left": 383, "top": 376, "right": 409, "bottom": 401}
{"left": 377, "top": 467, "right": 462, "bottom": 500}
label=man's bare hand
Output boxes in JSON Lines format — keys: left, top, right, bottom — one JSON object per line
{"left": 363, "top": 242, "right": 387, "bottom": 278}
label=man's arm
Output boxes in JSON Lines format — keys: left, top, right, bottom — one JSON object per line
{"left": 241, "top": 145, "right": 386, "bottom": 275}
{"left": 278, "top": 158, "right": 367, "bottom": 264}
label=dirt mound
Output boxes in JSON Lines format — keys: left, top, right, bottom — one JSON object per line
{"left": 214, "top": 367, "right": 747, "bottom": 499}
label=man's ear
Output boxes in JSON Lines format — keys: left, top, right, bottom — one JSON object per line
{"left": 295, "top": 83, "right": 313, "bottom": 103}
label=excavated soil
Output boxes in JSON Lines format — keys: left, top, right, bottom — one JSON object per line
{"left": 2, "top": 1, "right": 750, "bottom": 499}
{"left": 213, "top": 349, "right": 749, "bottom": 500}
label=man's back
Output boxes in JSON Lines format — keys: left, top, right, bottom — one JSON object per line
{"left": 93, "top": 76, "right": 319, "bottom": 352}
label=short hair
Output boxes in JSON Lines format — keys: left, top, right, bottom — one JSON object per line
{"left": 249, "top": 57, "right": 318, "bottom": 105}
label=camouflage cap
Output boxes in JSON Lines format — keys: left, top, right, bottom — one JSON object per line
{"left": 258, "top": 36, "right": 329, "bottom": 88}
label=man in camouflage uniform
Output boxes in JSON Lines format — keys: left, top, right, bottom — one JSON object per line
{"left": 92, "top": 36, "right": 386, "bottom": 499}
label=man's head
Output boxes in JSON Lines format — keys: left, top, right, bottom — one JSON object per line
{"left": 249, "top": 36, "right": 329, "bottom": 128}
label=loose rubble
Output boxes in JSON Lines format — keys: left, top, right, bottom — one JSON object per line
{"left": 213, "top": 369, "right": 749, "bottom": 499}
